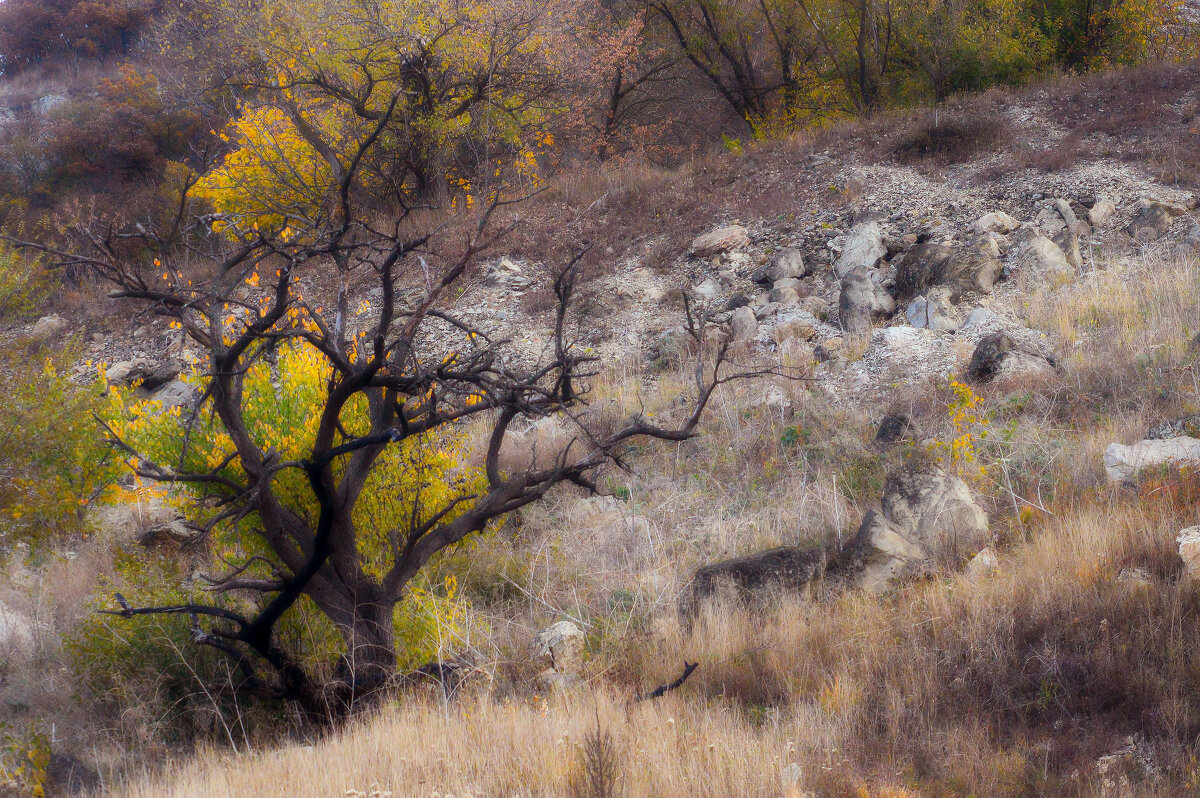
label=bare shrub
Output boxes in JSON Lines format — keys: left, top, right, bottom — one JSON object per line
{"left": 892, "top": 111, "right": 1010, "bottom": 164}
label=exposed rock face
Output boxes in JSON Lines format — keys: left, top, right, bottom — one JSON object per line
{"left": 681, "top": 546, "right": 826, "bottom": 622}
{"left": 905, "top": 287, "right": 959, "bottom": 332}
{"left": 690, "top": 225, "right": 750, "bottom": 257}
{"left": 758, "top": 247, "right": 808, "bottom": 282}
{"left": 838, "top": 267, "right": 895, "bottom": 334}
{"left": 974, "top": 211, "right": 1020, "bottom": 234}
{"left": 834, "top": 221, "right": 886, "bottom": 278}
{"left": 964, "top": 331, "right": 1055, "bottom": 383}
{"left": 894, "top": 242, "right": 1001, "bottom": 301}
{"left": 1103, "top": 437, "right": 1200, "bottom": 482}
{"left": 848, "top": 466, "right": 990, "bottom": 592}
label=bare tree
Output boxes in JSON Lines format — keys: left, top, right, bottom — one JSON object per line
{"left": 11, "top": 92, "right": 750, "bottom": 722}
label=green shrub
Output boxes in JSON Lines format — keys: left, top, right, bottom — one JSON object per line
{"left": 0, "top": 345, "right": 112, "bottom": 557}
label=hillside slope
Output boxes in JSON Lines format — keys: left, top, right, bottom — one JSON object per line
{"left": 5, "top": 61, "right": 1200, "bottom": 797}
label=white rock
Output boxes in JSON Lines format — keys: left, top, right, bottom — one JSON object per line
{"left": 730, "top": 305, "right": 758, "bottom": 342}
{"left": 1089, "top": 198, "right": 1117, "bottom": 227}
{"left": 833, "top": 222, "right": 886, "bottom": 278}
{"left": 1177, "top": 526, "right": 1200, "bottom": 577}
{"left": 690, "top": 225, "right": 749, "bottom": 257}
{"left": 1103, "top": 437, "right": 1200, "bottom": 482}
{"left": 530, "top": 620, "right": 585, "bottom": 675}
{"left": 31, "top": 314, "right": 68, "bottom": 340}
{"left": 974, "top": 211, "right": 1021, "bottom": 234}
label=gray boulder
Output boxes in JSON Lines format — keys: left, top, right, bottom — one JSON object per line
{"left": 894, "top": 242, "right": 1001, "bottom": 301}
{"left": 690, "top": 225, "right": 750, "bottom": 257}
{"left": 758, "top": 248, "right": 807, "bottom": 282}
{"left": 906, "top": 286, "right": 959, "bottom": 333}
{"left": 838, "top": 267, "right": 895, "bottom": 335}
{"left": 834, "top": 222, "right": 886, "bottom": 278}
{"left": 965, "top": 331, "right": 1055, "bottom": 383}
{"left": 848, "top": 466, "right": 990, "bottom": 592}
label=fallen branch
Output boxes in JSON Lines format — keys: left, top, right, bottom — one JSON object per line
{"left": 636, "top": 661, "right": 698, "bottom": 702}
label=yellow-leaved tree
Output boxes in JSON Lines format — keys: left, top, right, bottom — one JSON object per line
{"left": 189, "top": 0, "right": 567, "bottom": 231}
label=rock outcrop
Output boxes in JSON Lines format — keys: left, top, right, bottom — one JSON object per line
{"left": 838, "top": 267, "right": 895, "bottom": 334}
{"left": 1103, "top": 437, "right": 1200, "bottom": 482}
{"left": 847, "top": 466, "right": 991, "bottom": 592}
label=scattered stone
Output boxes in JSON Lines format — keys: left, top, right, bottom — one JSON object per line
{"left": 974, "top": 211, "right": 1020, "bottom": 234}
{"left": 847, "top": 466, "right": 991, "bottom": 592}
{"left": 690, "top": 225, "right": 750, "bottom": 257}
{"left": 1103, "top": 437, "right": 1200, "bottom": 482}
{"left": 838, "top": 267, "right": 895, "bottom": 335}
{"left": 833, "top": 221, "right": 886, "bottom": 278}
{"left": 772, "top": 277, "right": 801, "bottom": 293}
{"left": 759, "top": 247, "right": 807, "bottom": 282}
{"left": 680, "top": 546, "right": 826, "bottom": 623}
{"left": 730, "top": 305, "right": 758, "bottom": 342}
{"left": 31, "top": 314, "right": 68, "bottom": 340}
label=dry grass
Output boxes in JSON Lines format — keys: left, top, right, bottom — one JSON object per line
{"left": 105, "top": 493, "right": 1200, "bottom": 798}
